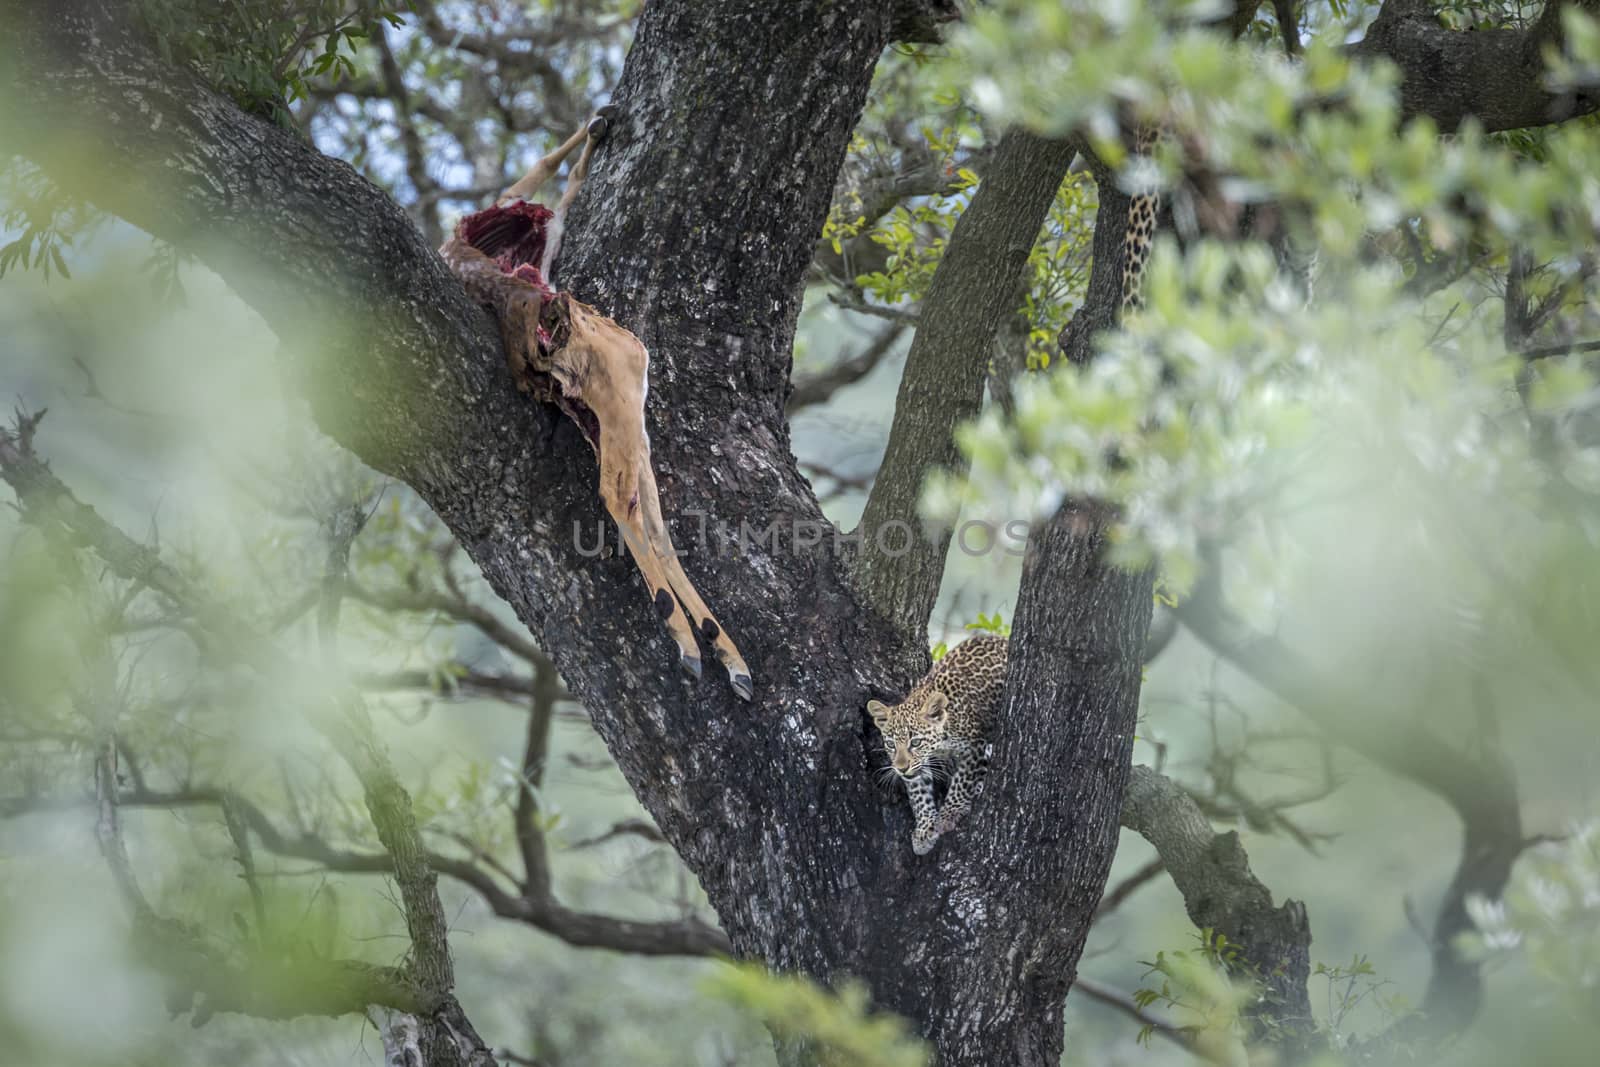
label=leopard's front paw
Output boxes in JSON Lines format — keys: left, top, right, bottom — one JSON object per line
{"left": 911, "top": 826, "right": 940, "bottom": 855}
{"left": 934, "top": 798, "right": 973, "bottom": 835}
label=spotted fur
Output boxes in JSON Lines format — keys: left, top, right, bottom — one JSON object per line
{"left": 1120, "top": 127, "right": 1161, "bottom": 314}
{"left": 868, "top": 636, "right": 1008, "bottom": 855}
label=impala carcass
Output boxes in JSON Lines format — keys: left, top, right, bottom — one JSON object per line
{"left": 438, "top": 110, "right": 752, "bottom": 700}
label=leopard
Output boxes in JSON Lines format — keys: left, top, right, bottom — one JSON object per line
{"left": 867, "top": 133, "right": 1160, "bottom": 856}
{"left": 867, "top": 136, "right": 1159, "bottom": 855}
{"left": 868, "top": 635, "right": 1008, "bottom": 855}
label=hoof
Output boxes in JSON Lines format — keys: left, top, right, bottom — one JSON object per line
{"left": 728, "top": 669, "right": 754, "bottom": 702}
{"left": 680, "top": 652, "right": 703, "bottom": 681}
{"left": 588, "top": 105, "right": 617, "bottom": 140}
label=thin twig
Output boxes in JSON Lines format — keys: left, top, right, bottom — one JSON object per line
{"left": 1073, "top": 976, "right": 1193, "bottom": 1051}
{"left": 1095, "top": 857, "right": 1166, "bottom": 921}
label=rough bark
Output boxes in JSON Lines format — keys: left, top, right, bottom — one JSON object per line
{"left": 1353, "top": 0, "right": 1600, "bottom": 133}
{"left": 855, "top": 129, "right": 1076, "bottom": 637}
{"left": 957, "top": 507, "right": 1155, "bottom": 1065}
{"left": 6, "top": 2, "right": 1147, "bottom": 1063}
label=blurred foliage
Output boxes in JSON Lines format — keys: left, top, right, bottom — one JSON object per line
{"left": 1465, "top": 824, "right": 1600, "bottom": 1020}
{"left": 704, "top": 963, "right": 929, "bottom": 1067}
{"left": 1132, "top": 931, "right": 1414, "bottom": 1058}
{"left": 1133, "top": 931, "right": 1252, "bottom": 1059}
{"left": 928, "top": 2, "right": 1600, "bottom": 600}
{"left": 0, "top": 163, "right": 97, "bottom": 284}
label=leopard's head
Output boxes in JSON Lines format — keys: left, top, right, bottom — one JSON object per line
{"left": 867, "top": 691, "right": 949, "bottom": 780}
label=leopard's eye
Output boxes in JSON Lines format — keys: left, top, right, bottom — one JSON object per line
{"left": 909, "top": 739, "right": 921, "bottom": 752}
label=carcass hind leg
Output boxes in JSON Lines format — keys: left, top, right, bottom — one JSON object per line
{"left": 498, "top": 123, "right": 589, "bottom": 205}
{"left": 500, "top": 105, "right": 616, "bottom": 209}
{"left": 635, "top": 464, "right": 754, "bottom": 701}
{"left": 555, "top": 109, "right": 612, "bottom": 219}
{"left": 599, "top": 484, "right": 706, "bottom": 684}
{"left": 540, "top": 107, "right": 615, "bottom": 283}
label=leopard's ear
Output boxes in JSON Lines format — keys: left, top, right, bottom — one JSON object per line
{"left": 866, "top": 699, "right": 890, "bottom": 721}
{"left": 925, "top": 691, "right": 949, "bottom": 722}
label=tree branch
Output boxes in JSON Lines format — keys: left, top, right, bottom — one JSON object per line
{"left": 1072, "top": 976, "right": 1195, "bottom": 1053}
{"left": 1121, "top": 765, "right": 1316, "bottom": 1050}
{"left": 357, "top": 666, "right": 541, "bottom": 702}
{"left": 11, "top": 779, "right": 731, "bottom": 958}
{"left": 1521, "top": 336, "right": 1600, "bottom": 360}
{"left": 788, "top": 322, "right": 908, "bottom": 412}
{"left": 515, "top": 657, "right": 560, "bottom": 901}
{"left": 344, "top": 579, "right": 551, "bottom": 667}
{"left": 0, "top": 421, "right": 732, "bottom": 960}
{"left": 1174, "top": 587, "right": 1526, "bottom": 1041}
{"left": 825, "top": 289, "right": 921, "bottom": 324}
{"left": 1094, "top": 856, "right": 1166, "bottom": 921}
{"left": 1058, "top": 160, "right": 1137, "bottom": 364}
{"left": 567, "top": 817, "right": 668, "bottom": 850}
{"left": 1351, "top": 0, "right": 1600, "bottom": 133}
{"left": 855, "top": 128, "right": 1076, "bottom": 636}
{"left": 373, "top": 18, "right": 442, "bottom": 246}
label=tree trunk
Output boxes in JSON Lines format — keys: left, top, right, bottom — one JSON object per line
{"left": 7, "top": 1, "right": 1153, "bottom": 1062}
